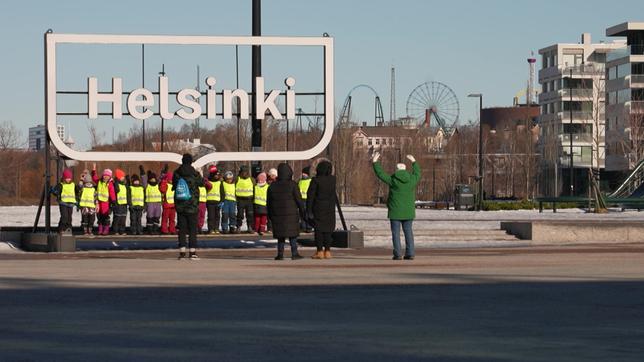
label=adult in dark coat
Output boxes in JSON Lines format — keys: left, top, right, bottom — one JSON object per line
{"left": 267, "top": 163, "right": 305, "bottom": 260}
{"left": 173, "top": 153, "right": 205, "bottom": 260}
{"left": 307, "top": 160, "right": 336, "bottom": 259}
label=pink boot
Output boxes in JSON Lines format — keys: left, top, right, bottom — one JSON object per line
{"left": 102, "top": 226, "right": 110, "bottom": 235}
{"left": 97, "top": 225, "right": 104, "bottom": 235}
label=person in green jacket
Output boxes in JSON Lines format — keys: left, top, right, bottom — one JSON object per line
{"left": 372, "top": 153, "right": 421, "bottom": 260}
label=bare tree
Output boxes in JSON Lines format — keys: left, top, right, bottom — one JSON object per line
{"left": 0, "top": 121, "right": 24, "bottom": 150}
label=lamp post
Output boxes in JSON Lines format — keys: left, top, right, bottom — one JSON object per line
{"left": 567, "top": 68, "right": 574, "bottom": 196}
{"left": 468, "top": 93, "right": 483, "bottom": 211}
{"left": 159, "top": 64, "right": 166, "bottom": 152}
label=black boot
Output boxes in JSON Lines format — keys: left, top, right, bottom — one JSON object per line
{"left": 275, "top": 241, "right": 285, "bottom": 260}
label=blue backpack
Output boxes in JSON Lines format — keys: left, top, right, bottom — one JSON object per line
{"left": 174, "top": 177, "right": 192, "bottom": 201}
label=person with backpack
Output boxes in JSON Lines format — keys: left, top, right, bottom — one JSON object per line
{"left": 372, "top": 153, "right": 421, "bottom": 260}
{"left": 173, "top": 153, "right": 205, "bottom": 260}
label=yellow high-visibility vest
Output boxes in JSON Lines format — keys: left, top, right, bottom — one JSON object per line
{"left": 60, "top": 183, "right": 76, "bottom": 204}
{"left": 298, "top": 178, "right": 312, "bottom": 200}
{"left": 79, "top": 187, "right": 96, "bottom": 208}
{"left": 97, "top": 181, "right": 110, "bottom": 202}
{"left": 223, "top": 182, "right": 236, "bottom": 201}
{"left": 165, "top": 184, "right": 174, "bottom": 205}
{"left": 146, "top": 184, "right": 162, "bottom": 203}
{"left": 129, "top": 186, "right": 144, "bottom": 207}
{"left": 254, "top": 184, "right": 268, "bottom": 206}
{"left": 198, "top": 186, "right": 207, "bottom": 203}
{"left": 207, "top": 181, "right": 222, "bottom": 202}
{"left": 235, "top": 177, "right": 254, "bottom": 197}
{"left": 116, "top": 183, "right": 128, "bottom": 205}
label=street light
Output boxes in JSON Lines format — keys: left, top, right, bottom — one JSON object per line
{"left": 468, "top": 93, "right": 483, "bottom": 211}
{"left": 159, "top": 64, "right": 166, "bottom": 152}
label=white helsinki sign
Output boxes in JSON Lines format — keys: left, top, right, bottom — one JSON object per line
{"left": 45, "top": 33, "right": 334, "bottom": 167}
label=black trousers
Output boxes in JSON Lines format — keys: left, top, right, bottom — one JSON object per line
{"left": 236, "top": 198, "right": 254, "bottom": 230}
{"left": 129, "top": 207, "right": 143, "bottom": 234}
{"left": 315, "top": 231, "right": 333, "bottom": 251}
{"left": 81, "top": 212, "right": 95, "bottom": 230}
{"left": 177, "top": 212, "right": 198, "bottom": 250}
{"left": 58, "top": 205, "right": 73, "bottom": 231}
{"left": 207, "top": 202, "right": 221, "bottom": 232}
{"left": 112, "top": 204, "right": 128, "bottom": 234}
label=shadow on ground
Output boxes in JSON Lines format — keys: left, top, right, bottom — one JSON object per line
{"left": 0, "top": 278, "right": 643, "bottom": 361}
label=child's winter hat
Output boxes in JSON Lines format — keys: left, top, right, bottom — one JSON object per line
{"left": 239, "top": 165, "right": 249, "bottom": 173}
{"left": 224, "top": 171, "right": 234, "bottom": 179}
{"left": 396, "top": 163, "right": 407, "bottom": 171}
{"left": 102, "top": 168, "right": 113, "bottom": 178}
{"left": 149, "top": 172, "right": 157, "bottom": 181}
{"left": 256, "top": 172, "right": 267, "bottom": 184}
{"left": 209, "top": 164, "right": 218, "bottom": 174}
{"left": 114, "top": 169, "right": 125, "bottom": 181}
{"left": 302, "top": 166, "right": 310, "bottom": 176}
{"left": 268, "top": 168, "right": 278, "bottom": 178}
{"left": 83, "top": 174, "right": 93, "bottom": 184}
{"left": 62, "top": 169, "right": 73, "bottom": 180}
{"left": 131, "top": 174, "right": 140, "bottom": 183}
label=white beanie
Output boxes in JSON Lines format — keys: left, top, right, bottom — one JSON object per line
{"left": 396, "top": 163, "right": 407, "bottom": 171}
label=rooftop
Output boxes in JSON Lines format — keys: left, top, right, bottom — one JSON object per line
{"left": 606, "top": 22, "right": 644, "bottom": 37}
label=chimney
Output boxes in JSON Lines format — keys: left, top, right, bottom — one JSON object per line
{"left": 581, "top": 33, "right": 591, "bottom": 45}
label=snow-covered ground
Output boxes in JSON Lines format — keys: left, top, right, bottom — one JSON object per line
{"left": 1, "top": 205, "right": 642, "bottom": 251}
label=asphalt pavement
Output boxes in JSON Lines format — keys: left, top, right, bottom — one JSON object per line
{"left": 1, "top": 245, "right": 643, "bottom": 361}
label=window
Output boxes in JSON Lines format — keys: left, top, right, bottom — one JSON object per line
{"left": 608, "top": 66, "right": 617, "bottom": 80}
{"left": 375, "top": 138, "right": 380, "bottom": 145}
{"left": 368, "top": 138, "right": 372, "bottom": 146}
{"left": 608, "top": 91, "right": 617, "bottom": 105}
{"left": 617, "top": 63, "right": 630, "bottom": 78}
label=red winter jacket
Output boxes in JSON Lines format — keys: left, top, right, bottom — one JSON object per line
{"left": 159, "top": 172, "right": 175, "bottom": 209}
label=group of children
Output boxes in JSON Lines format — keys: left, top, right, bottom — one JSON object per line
{"left": 51, "top": 163, "right": 313, "bottom": 236}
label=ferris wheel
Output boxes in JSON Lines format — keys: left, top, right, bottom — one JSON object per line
{"left": 405, "top": 81, "right": 460, "bottom": 130}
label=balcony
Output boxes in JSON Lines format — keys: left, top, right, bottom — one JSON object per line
{"left": 539, "top": 62, "right": 605, "bottom": 81}
{"left": 558, "top": 89, "right": 593, "bottom": 98}
{"left": 607, "top": 46, "right": 630, "bottom": 62}
{"left": 556, "top": 111, "right": 593, "bottom": 121}
{"left": 559, "top": 133, "right": 593, "bottom": 143}
{"left": 631, "top": 75, "right": 644, "bottom": 87}
{"left": 607, "top": 45, "right": 644, "bottom": 63}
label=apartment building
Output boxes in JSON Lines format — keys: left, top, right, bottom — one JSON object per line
{"left": 538, "top": 33, "right": 624, "bottom": 195}
{"left": 605, "top": 22, "right": 644, "bottom": 175}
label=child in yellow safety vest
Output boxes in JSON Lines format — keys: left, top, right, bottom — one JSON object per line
{"left": 91, "top": 165, "right": 116, "bottom": 235}
{"left": 159, "top": 165, "right": 176, "bottom": 234}
{"left": 111, "top": 169, "right": 129, "bottom": 235}
{"left": 140, "top": 165, "right": 162, "bottom": 234}
{"left": 127, "top": 174, "right": 145, "bottom": 235}
{"left": 51, "top": 168, "right": 77, "bottom": 234}
{"left": 78, "top": 173, "right": 97, "bottom": 235}
{"left": 253, "top": 172, "right": 269, "bottom": 235}
{"left": 235, "top": 165, "right": 255, "bottom": 233}
{"left": 221, "top": 171, "right": 237, "bottom": 234}
{"left": 205, "top": 165, "right": 222, "bottom": 234}
{"left": 298, "top": 166, "right": 313, "bottom": 233}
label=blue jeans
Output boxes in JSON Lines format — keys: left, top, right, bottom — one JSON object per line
{"left": 221, "top": 200, "right": 237, "bottom": 231}
{"left": 390, "top": 219, "right": 414, "bottom": 258}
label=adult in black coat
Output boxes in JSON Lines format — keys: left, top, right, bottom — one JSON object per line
{"left": 267, "top": 163, "right": 305, "bottom": 260}
{"left": 173, "top": 153, "right": 205, "bottom": 260}
{"left": 307, "top": 160, "right": 337, "bottom": 259}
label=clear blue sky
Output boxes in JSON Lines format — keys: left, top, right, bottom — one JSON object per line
{"left": 0, "top": 0, "right": 642, "bottom": 149}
